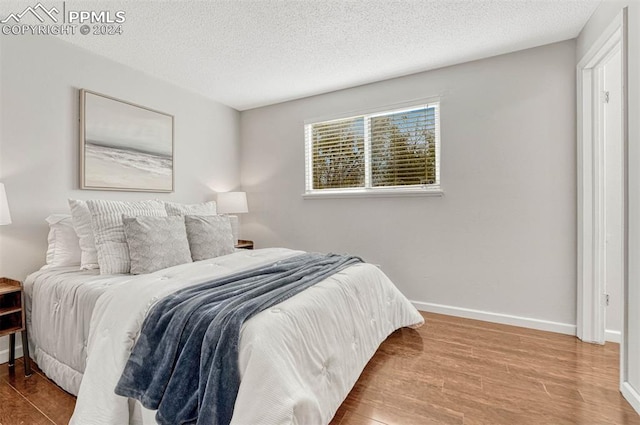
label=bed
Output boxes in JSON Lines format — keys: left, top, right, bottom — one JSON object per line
{"left": 25, "top": 247, "right": 424, "bottom": 425}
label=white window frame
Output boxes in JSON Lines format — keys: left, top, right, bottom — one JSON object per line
{"left": 303, "top": 99, "right": 443, "bottom": 199}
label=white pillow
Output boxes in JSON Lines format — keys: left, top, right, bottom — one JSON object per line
{"left": 43, "top": 214, "right": 82, "bottom": 268}
{"left": 87, "top": 200, "right": 167, "bottom": 274}
{"left": 164, "top": 201, "right": 217, "bottom": 216}
{"left": 68, "top": 199, "right": 100, "bottom": 270}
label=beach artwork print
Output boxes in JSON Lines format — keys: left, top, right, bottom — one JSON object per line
{"left": 80, "top": 90, "right": 174, "bottom": 192}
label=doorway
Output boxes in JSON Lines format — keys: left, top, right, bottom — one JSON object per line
{"left": 576, "top": 18, "right": 623, "bottom": 346}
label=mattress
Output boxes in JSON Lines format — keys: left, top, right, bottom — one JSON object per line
{"left": 25, "top": 248, "right": 424, "bottom": 424}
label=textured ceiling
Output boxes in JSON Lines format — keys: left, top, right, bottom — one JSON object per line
{"left": 54, "top": 0, "right": 600, "bottom": 110}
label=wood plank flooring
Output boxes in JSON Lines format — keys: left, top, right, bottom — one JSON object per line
{"left": 0, "top": 312, "right": 638, "bottom": 424}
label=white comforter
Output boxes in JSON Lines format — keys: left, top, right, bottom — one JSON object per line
{"left": 24, "top": 267, "right": 135, "bottom": 395}
{"left": 70, "top": 248, "right": 424, "bottom": 425}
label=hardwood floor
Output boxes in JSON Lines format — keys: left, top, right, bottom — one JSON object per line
{"left": 0, "top": 312, "right": 638, "bottom": 424}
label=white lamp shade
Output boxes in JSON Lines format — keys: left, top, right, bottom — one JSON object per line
{"left": 0, "top": 183, "right": 11, "bottom": 225}
{"left": 217, "top": 192, "right": 248, "bottom": 214}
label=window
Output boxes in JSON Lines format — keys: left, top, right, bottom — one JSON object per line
{"left": 304, "top": 102, "right": 440, "bottom": 197}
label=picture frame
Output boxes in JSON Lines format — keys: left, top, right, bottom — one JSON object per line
{"left": 79, "top": 89, "right": 174, "bottom": 192}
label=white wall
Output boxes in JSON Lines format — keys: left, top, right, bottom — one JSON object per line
{"left": 629, "top": 2, "right": 640, "bottom": 410}
{"left": 0, "top": 35, "right": 240, "bottom": 359}
{"left": 241, "top": 41, "right": 577, "bottom": 329}
{"left": 578, "top": 1, "right": 640, "bottom": 414}
{"left": 0, "top": 35, "right": 241, "bottom": 279}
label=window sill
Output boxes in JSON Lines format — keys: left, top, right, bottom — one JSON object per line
{"left": 302, "top": 188, "right": 444, "bottom": 199}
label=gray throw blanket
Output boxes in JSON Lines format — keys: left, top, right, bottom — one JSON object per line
{"left": 114, "top": 252, "right": 362, "bottom": 425}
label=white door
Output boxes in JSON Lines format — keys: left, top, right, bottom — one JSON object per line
{"left": 602, "top": 48, "right": 623, "bottom": 343}
{"left": 578, "top": 31, "right": 623, "bottom": 345}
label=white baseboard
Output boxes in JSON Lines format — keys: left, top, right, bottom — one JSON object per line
{"left": 622, "top": 382, "right": 640, "bottom": 416}
{"left": 0, "top": 343, "right": 23, "bottom": 364}
{"left": 605, "top": 329, "right": 622, "bottom": 343}
{"left": 412, "top": 300, "right": 577, "bottom": 336}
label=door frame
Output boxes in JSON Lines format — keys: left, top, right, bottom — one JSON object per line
{"left": 576, "top": 11, "right": 624, "bottom": 345}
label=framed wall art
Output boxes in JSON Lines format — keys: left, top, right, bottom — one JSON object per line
{"left": 80, "top": 89, "right": 174, "bottom": 192}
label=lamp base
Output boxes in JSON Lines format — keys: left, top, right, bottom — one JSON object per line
{"left": 228, "top": 215, "right": 239, "bottom": 245}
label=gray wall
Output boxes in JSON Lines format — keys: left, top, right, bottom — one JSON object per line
{"left": 240, "top": 40, "right": 577, "bottom": 327}
{"left": 0, "top": 36, "right": 241, "bottom": 281}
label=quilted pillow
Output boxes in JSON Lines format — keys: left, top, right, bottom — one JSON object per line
{"left": 123, "top": 216, "right": 192, "bottom": 275}
{"left": 184, "top": 215, "right": 234, "bottom": 261}
{"left": 68, "top": 199, "right": 100, "bottom": 270}
{"left": 87, "top": 200, "right": 167, "bottom": 274}
{"left": 164, "top": 201, "right": 217, "bottom": 216}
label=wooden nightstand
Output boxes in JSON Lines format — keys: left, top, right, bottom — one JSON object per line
{"left": 236, "top": 240, "right": 254, "bottom": 250}
{"left": 0, "top": 278, "right": 32, "bottom": 376}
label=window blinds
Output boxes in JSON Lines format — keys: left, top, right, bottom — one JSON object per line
{"left": 305, "top": 102, "right": 440, "bottom": 193}
{"left": 308, "top": 117, "right": 365, "bottom": 189}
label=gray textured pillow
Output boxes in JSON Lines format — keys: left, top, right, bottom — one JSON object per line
{"left": 123, "top": 216, "right": 192, "bottom": 275}
{"left": 184, "top": 215, "right": 234, "bottom": 261}
{"left": 164, "top": 201, "right": 217, "bottom": 216}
